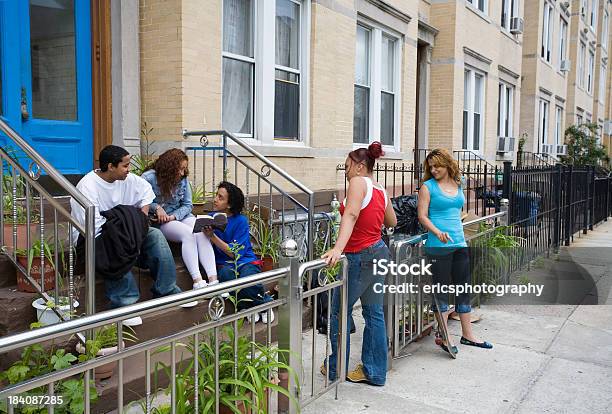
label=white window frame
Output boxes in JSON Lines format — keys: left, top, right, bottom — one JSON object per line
{"left": 577, "top": 112, "right": 583, "bottom": 125}
{"left": 558, "top": 18, "right": 568, "bottom": 71}
{"left": 538, "top": 99, "right": 550, "bottom": 150}
{"left": 603, "top": 10, "right": 609, "bottom": 51}
{"left": 541, "top": 1, "right": 554, "bottom": 63}
{"left": 600, "top": 64, "right": 607, "bottom": 101}
{"left": 591, "top": 0, "right": 598, "bottom": 30}
{"left": 221, "top": 0, "right": 311, "bottom": 146}
{"left": 497, "top": 82, "right": 514, "bottom": 140}
{"left": 588, "top": 49, "right": 595, "bottom": 94}
{"left": 554, "top": 105, "right": 563, "bottom": 146}
{"left": 353, "top": 18, "right": 403, "bottom": 152}
{"left": 467, "top": 0, "right": 487, "bottom": 14}
{"left": 463, "top": 67, "right": 486, "bottom": 153}
{"left": 579, "top": 42, "right": 586, "bottom": 88}
{"left": 501, "top": 0, "right": 519, "bottom": 31}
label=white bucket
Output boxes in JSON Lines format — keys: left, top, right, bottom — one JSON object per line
{"left": 32, "top": 297, "right": 79, "bottom": 326}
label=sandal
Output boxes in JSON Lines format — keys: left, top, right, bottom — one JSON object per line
{"left": 435, "top": 335, "right": 458, "bottom": 355}
{"left": 460, "top": 336, "right": 493, "bottom": 349}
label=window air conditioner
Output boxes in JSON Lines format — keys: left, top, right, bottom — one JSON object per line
{"left": 510, "top": 17, "right": 524, "bottom": 34}
{"left": 556, "top": 144, "right": 568, "bottom": 156}
{"left": 560, "top": 59, "right": 571, "bottom": 72}
{"left": 497, "top": 136, "right": 516, "bottom": 153}
{"left": 541, "top": 144, "right": 555, "bottom": 155}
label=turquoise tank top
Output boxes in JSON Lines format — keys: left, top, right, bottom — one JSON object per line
{"left": 423, "top": 178, "right": 467, "bottom": 250}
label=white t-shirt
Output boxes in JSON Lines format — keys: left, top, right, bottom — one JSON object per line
{"left": 70, "top": 170, "right": 156, "bottom": 242}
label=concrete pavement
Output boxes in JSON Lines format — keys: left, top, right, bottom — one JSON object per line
{"left": 303, "top": 220, "right": 612, "bottom": 414}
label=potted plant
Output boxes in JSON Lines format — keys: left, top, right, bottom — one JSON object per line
{"left": 190, "top": 181, "right": 214, "bottom": 215}
{"left": 32, "top": 296, "right": 79, "bottom": 326}
{"left": 247, "top": 210, "right": 281, "bottom": 272}
{"left": 15, "top": 238, "right": 59, "bottom": 293}
{"left": 75, "top": 324, "right": 137, "bottom": 381}
{"left": 2, "top": 194, "right": 40, "bottom": 252}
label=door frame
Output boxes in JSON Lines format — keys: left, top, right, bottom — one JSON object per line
{"left": 91, "top": 0, "right": 112, "bottom": 168}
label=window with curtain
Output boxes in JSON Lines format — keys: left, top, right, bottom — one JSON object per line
{"left": 467, "top": 0, "right": 486, "bottom": 13}
{"left": 541, "top": 2, "right": 553, "bottom": 63}
{"left": 588, "top": 50, "right": 595, "bottom": 94}
{"left": 274, "top": 0, "right": 301, "bottom": 140}
{"left": 579, "top": 42, "right": 586, "bottom": 88}
{"left": 222, "top": 0, "right": 254, "bottom": 136}
{"left": 559, "top": 19, "right": 568, "bottom": 69}
{"left": 577, "top": 113, "right": 583, "bottom": 125}
{"left": 600, "top": 65, "right": 606, "bottom": 100}
{"left": 380, "top": 35, "right": 396, "bottom": 146}
{"left": 462, "top": 68, "right": 484, "bottom": 151}
{"left": 603, "top": 11, "right": 609, "bottom": 50}
{"left": 539, "top": 99, "right": 549, "bottom": 147}
{"left": 555, "top": 106, "right": 563, "bottom": 146}
{"left": 353, "top": 22, "right": 401, "bottom": 147}
{"left": 501, "top": 0, "right": 518, "bottom": 30}
{"left": 591, "top": 0, "right": 598, "bottom": 29}
{"left": 354, "top": 25, "right": 371, "bottom": 144}
{"left": 497, "top": 83, "right": 514, "bottom": 139}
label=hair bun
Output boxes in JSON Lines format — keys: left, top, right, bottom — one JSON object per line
{"left": 367, "top": 141, "right": 385, "bottom": 159}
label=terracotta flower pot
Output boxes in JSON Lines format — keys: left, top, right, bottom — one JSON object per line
{"left": 2, "top": 222, "right": 39, "bottom": 251}
{"left": 260, "top": 256, "right": 275, "bottom": 272}
{"left": 16, "top": 255, "right": 56, "bottom": 293}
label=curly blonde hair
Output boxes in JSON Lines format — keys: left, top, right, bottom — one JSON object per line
{"left": 422, "top": 148, "right": 462, "bottom": 185}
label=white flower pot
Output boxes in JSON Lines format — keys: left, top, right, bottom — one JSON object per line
{"left": 76, "top": 342, "right": 123, "bottom": 381}
{"left": 32, "top": 297, "right": 79, "bottom": 326}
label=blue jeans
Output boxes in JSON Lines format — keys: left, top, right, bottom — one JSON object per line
{"left": 217, "top": 262, "right": 272, "bottom": 311}
{"left": 326, "top": 239, "right": 389, "bottom": 386}
{"left": 427, "top": 247, "right": 472, "bottom": 314}
{"left": 104, "top": 227, "right": 181, "bottom": 308}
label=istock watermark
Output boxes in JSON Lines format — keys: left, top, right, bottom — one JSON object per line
{"left": 373, "top": 259, "right": 433, "bottom": 276}
{"left": 372, "top": 282, "right": 544, "bottom": 297}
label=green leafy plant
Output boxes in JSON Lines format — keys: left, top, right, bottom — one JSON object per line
{"left": 150, "top": 320, "right": 299, "bottom": 414}
{"left": 561, "top": 123, "right": 610, "bottom": 167}
{"left": 130, "top": 121, "right": 156, "bottom": 176}
{"left": 246, "top": 210, "right": 281, "bottom": 265}
{"left": 470, "top": 223, "right": 522, "bottom": 287}
{"left": 77, "top": 324, "right": 138, "bottom": 363}
{"left": 0, "top": 326, "right": 98, "bottom": 414}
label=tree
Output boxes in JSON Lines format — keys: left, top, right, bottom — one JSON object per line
{"left": 560, "top": 123, "right": 610, "bottom": 167}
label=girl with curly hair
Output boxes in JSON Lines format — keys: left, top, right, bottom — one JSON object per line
{"left": 142, "top": 149, "right": 218, "bottom": 290}
{"left": 417, "top": 148, "right": 492, "bottom": 354}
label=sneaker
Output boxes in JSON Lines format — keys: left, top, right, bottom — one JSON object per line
{"left": 246, "top": 312, "right": 260, "bottom": 324}
{"left": 122, "top": 316, "right": 143, "bottom": 327}
{"left": 260, "top": 309, "right": 275, "bottom": 324}
{"left": 320, "top": 364, "right": 327, "bottom": 377}
{"left": 193, "top": 280, "right": 208, "bottom": 289}
{"left": 346, "top": 364, "right": 368, "bottom": 383}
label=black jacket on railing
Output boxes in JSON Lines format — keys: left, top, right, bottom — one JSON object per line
{"left": 77, "top": 205, "right": 149, "bottom": 280}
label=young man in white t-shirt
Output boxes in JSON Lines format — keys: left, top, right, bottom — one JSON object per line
{"left": 71, "top": 145, "right": 189, "bottom": 325}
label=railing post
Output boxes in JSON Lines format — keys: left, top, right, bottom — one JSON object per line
{"left": 85, "top": 205, "right": 96, "bottom": 316}
{"left": 500, "top": 198, "right": 509, "bottom": 226}
{"left": 554, "top": 164, "right": 562, "bottom": 248}
{"left": 583, "top": 168, "right": 590, "bottom": 234}
{"left": 589, "top": 166, "right": 595, "bottom": 230}
{"left": 502, "top": 161, "right": 512, "bottom": 221}
{"left": 607, "top": 175, "right": 611, "bottom": 220}
{"left": 565, "top": 165, "right": 573, "bottom": 246}
{"left": 277, "top": 239, "right": 301, "bottom": 414}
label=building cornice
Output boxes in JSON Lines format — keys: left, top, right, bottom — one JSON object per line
{"left": 365, "top": 0, "right": 411, "bottom": 24}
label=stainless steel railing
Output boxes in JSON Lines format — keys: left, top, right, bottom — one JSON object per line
{"left": 0, "top": 118, "right": 96, "bottom": 322}
{"left": 182, "top": 129, "right": 317, "bottom": 262}
{"left": 386, "top": 210, "right": 509, "bottom": 360}
{"left": 0, "top": 243, "right": 349, "bottom": 414}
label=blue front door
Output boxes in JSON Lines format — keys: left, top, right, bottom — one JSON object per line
{"left": 0, "top": 0, "right": 93, "bottom": 174}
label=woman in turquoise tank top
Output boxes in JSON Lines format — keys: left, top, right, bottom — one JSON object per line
{"left": 417, "top": 149, "right": 493, "bottom": 353}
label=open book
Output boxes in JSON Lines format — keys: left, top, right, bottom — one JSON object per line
{"left": 192, "top": 212, "right": 228, "bottom": 233}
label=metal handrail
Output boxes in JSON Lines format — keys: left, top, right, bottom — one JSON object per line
{"left": 182, "top": 129, "right": 316, "bottom": 260}
{"left": 0, "top": 266, "right": 289, "bottom": 353}
{"left": 0, "top": 118, "right": 96, "bottom": 317}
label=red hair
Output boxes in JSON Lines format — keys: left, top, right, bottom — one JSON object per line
{"left": 348, "top": 142, "right": 385, "bottom": 172}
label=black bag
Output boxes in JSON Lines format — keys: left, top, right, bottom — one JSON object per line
{"left": 391, "top": 195, "right": 423, "bottom": 235}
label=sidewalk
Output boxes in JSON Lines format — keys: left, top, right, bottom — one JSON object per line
{"left": 303, "top": 221, "right": 612, "bottom": 414}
